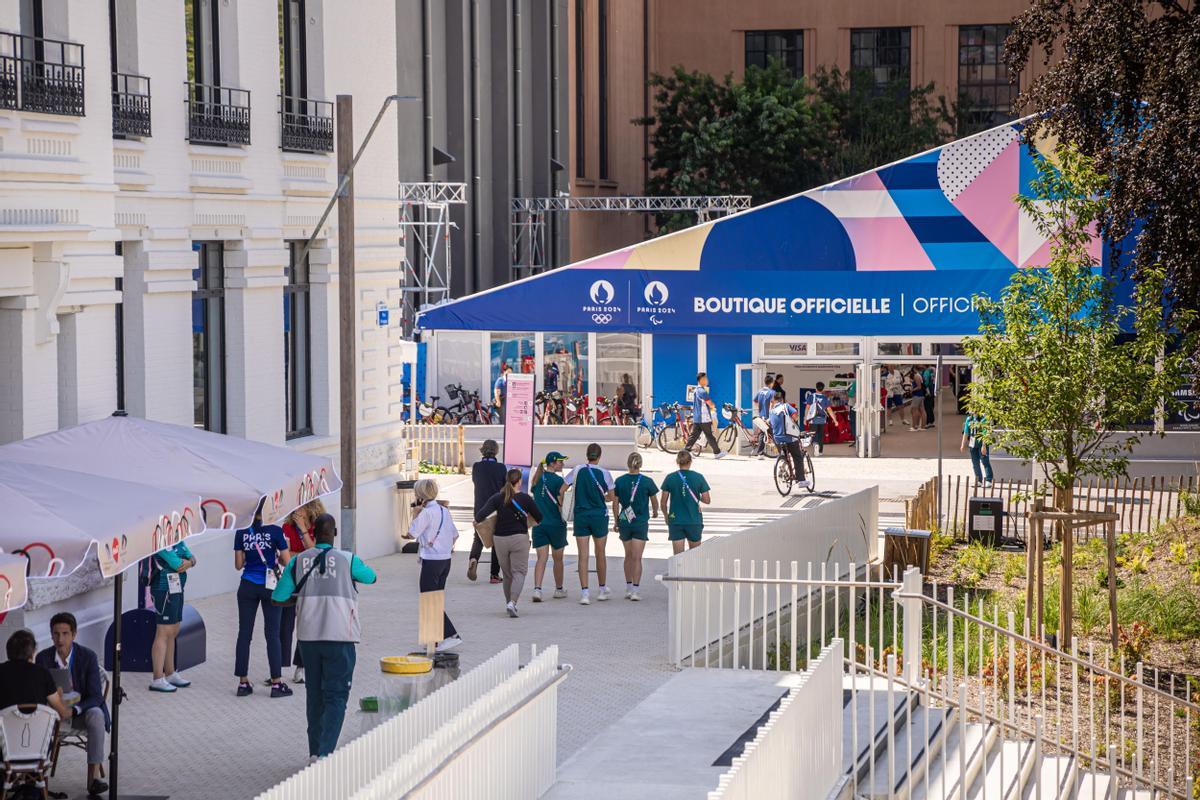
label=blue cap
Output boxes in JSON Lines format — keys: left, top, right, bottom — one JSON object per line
{"left": 543, "top": 451, "right": 569, "bottom": 464}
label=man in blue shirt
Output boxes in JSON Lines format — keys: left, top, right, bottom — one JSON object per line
{"left": 494, "top": 363, "right": 512, "bottom": 411}
{"left": 804, "top": 381, "right": 831, "bottom": 456}
{"left": 544, "top": 361, "right": 559, "bottom": 394}
{"left": 753, "top": 374, "right": 776, "bottom": 459}
{"left": 769, "top": 391, "right": 808, "bottom": 487}
{"left": 684, "top": 372, "right": 725, "bottom": 458}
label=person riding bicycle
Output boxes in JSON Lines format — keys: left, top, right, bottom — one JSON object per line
{"left": 769, "top": 391, "right": 809, "bottom": 489}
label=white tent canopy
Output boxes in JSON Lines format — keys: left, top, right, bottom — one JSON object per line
{"left": 0, "top": 552, "right": 28, "bottom": 614}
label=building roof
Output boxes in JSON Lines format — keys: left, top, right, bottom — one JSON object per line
{"left": 416, "top": 115, "right": 1103, "bottom": 337}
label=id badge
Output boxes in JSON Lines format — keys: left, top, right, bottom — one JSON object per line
{"left": 968, "top": 435, "right": 976, "bottom": 449}
{"left": 265, "top": 569, "right": 278, "bottom": 591}
{"left": 621, "top": 506, "right": 637, "bottom": 524}
{"left": 166, "top": 572, "right": 182, "bottom": 595}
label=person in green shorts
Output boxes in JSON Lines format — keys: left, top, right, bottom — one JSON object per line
{"left": 530, "top": 451, "right": 570, "bottom": 602}
{"left": 660, "top": 449, "right": 712, "bottom": 554}
{"left": 564, "top": 442, "right": 615, "bottom": 604}
{"left": 611, "top": 451, "right": 659, "bottom": 601}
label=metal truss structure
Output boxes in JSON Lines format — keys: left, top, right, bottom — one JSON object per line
{"left": 398, "top": 181, "right": 467, "bottom": 334}
{"left": 510, "top": 194, "right": 752, "bottom": 278}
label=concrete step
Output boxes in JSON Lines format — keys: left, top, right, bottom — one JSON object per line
{"left": 1069, "top": 773, "right": 1157, "bottom": 800}
{"left": 965, "top": 737, "right": 1036, "bottom": 800}
{"left": 911, "top": 722, "right": 998, "bottom": 800}
{"left": 1021, "top": 755, "right": 1077, "bottom": 800}
{"left": 840, "top": 677, "right": 914, "bottom": 781}
{"left": 858, "top": 704, "right": 953, "bottom": 798}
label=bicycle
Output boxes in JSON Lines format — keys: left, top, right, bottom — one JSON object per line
{"left": 635, "top": 403, "right": 673, "bottom": 449}
{"left": 658, "top": 403, "right": 703, "bottom": 455}
{"left": 774, "top": 432, "right": 816, "bottom": 496}
{"left": 535, "top": 391, "right": 564, "bottom": 425}
{"left": 458, "top": 390, "right": 499, "bottom": 425}
{"left": 717, "top": 403, "right": 779, "bottom": 457}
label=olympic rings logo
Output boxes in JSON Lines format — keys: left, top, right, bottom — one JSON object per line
{"left": 10, "top": 542, "right": 65, "bottom": 578}
{"left": 297, "top": 468, "right": 332, "bottom": 507}
{"left": 591, "top": 313, "right": 613, "bottom": 325}
{"left": 0, "top": 574, "right": 11, "bottom": 614}
{"left": 202, "top": 498, "right": 238, "bottom": 530}
{"left": 152, "top": 506, "right": 197, "bottom": 552}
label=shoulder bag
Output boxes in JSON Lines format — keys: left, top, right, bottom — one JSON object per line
{"left": 561, "top": 474, "right": 577, "bottom": 523}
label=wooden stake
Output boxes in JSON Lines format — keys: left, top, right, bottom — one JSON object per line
{"left": 1104, "top": 504, "right": 1119, "bottom": 651}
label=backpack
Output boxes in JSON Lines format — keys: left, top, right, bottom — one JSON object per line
{"left": 803, "top": 392, "right": 819, "bottom": 423}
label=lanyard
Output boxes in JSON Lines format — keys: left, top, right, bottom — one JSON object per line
{"left": 250, "top": 539, "right": 280, "bottom": 577}
{"left": 512, "top": 498, "right": 530, "bottom": 519}
{"left": 426, "top": 504, "right": 447, "bottom": 547}
{"left": 585, "top": 465, "right": 607, "bottom": 495}
{"left": 677, "top": 471, "right": 699, "bottom": 505}
{"left": 624, "top": 475, "right": 642, "bottom": 508}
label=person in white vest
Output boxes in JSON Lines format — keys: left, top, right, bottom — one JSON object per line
{"left": 271, "top": 513, "right": 377, "bottom": 759}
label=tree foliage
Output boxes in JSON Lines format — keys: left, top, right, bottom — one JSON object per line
{"left": 1006, "top": 0, "right": 1200, "bottom": 348}
{"left": 637, "top": 61, "right": 957, "bottom": 230}
{"left": 962, "top": 148, "right": 1195, "bottom": 500}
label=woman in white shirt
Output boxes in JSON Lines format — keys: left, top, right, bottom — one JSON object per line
{"left": 406, "top": 478, "right": 462, "bottom": 651}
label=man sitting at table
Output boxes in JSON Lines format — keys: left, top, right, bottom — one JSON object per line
{"left": 35, "top": 613, "right": 109, "bottom": 797}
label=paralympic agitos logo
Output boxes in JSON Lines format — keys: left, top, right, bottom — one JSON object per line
{"left": 583, "top": 279, "right": 622, "bottom": 324}
{"left": 636, "top": 280, "right": 676, "bottom": 316}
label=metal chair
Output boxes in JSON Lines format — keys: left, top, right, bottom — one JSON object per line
{"left": 49, "top": 672, "right": 108, "bottom": 778}
{"left": 0, "top": 704, "right": 60, "bottom": 800}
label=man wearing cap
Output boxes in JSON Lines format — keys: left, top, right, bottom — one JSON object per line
{"left": 530, "top": 451, "right": 569, "bottom": 602}
{"left": 468, "top": 439, "right": 507, "bottom": 583}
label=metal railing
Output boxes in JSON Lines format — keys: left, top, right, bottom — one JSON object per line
{"left": 185, "top": 82, "right": 250, "bottom": 145}
{"left": 660, "top": 562, "right": 1199, "bottom": 798}
{"left": 112, "top": 72, "right": 150, "bottom": 138}
{"left": 0, "top": 32, "right": 85, "bottom": 116}
{"left": 279, "top": 94, "right": 333, "bottom": 153}
{"left": 709, "top": 641, "right": 844, "bottom": 800}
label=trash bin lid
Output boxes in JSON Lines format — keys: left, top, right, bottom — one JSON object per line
{"left": 380, "top": 655, "right": 433, "bottom": 674}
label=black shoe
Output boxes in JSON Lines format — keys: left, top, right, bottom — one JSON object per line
{"left": 88, "top": 778, "right": 109, "bottom": 797}
{"left": 237, "top": 683, "right": 253, "bottom": 697}
{"left": 271, "top": 682, "right": 294, "bottom": 698}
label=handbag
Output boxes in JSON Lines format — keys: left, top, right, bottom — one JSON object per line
{"left": 561, "top": 481, "right": 577, "bottom": 522}
{"left": 272, "top": 548, "right": 329, "bottom": 607}
{"left": 474, "top": 514, "right": 497, "bottom": 548}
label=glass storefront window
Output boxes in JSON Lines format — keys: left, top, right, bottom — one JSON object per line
{"left": 815, "top": 341, "right": 860, "bottom": 356}
{"left": 596, "top": 332, "right": 641, "bottom": 410}
{"left": 878, "top": 342, "right": 922, "bottom": 356}
{"left": 932, "top": 342, "right": 965, "bottom": 356}
{"left": 437, "top": 331, "right": 483, "bottom": 401}
{"left": 542, "top": 333, "right": 588, "bottom": 398}
{"left": 491, "top": 333, "right": 536, "bottom": 388}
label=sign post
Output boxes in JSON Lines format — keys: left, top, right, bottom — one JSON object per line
{"left": 502, "top": 373, "right": 536, "bottom": 467}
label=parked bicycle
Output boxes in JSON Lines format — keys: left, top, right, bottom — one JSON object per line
{"left": 535, "top": 390, "right": 565, "bottom": 425}
{"left": 635, "top": 402, "right": 674, "bottom": 449}
{"left": 458, "top": 389, "right": 499, "bottom": 425}
{"left": 774, "top": 431, "right": 816, "bottom": 496}
{"left": 658, "top": 403, "right": 703, "bottom": 455}
{"left": 717, "top": 403, "right": 778, "bottom": 457}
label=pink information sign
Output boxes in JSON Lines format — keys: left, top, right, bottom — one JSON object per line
{"left": 502, "top": 373, "right": 536, "bottom": 467}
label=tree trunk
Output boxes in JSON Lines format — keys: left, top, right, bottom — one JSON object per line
{"left": 1055, "top": 481, "right": 1075, "bottom": 648}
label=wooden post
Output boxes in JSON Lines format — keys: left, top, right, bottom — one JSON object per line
{"left": 1035, "top": 511, "right": 1044, "bottom": 635}
{"left": 1060, "top": 501, "right": 1074, "bottom": 648}
{"left": 336, "top": 94, "right": 358, "bottom": 552}
{"left": 1026, "top": 500, "right": 1039, "bottom": 631}
{"left": 456, "top": 424, "right": 466, "bottom": 473}
{"left": 1104, "top": 503, "right": 1119, "bottom": 651}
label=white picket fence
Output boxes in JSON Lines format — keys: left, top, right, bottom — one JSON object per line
{"left": 708, "top": 640, "right": 844, "bottom": 800}
{"left": 256, "top": 644, "right": 568, "bottom": 800}
{"left": 664, "top": 486, "right": 878, "bottom": 667}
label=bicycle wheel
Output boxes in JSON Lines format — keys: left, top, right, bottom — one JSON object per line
{"left": 804, "top": 452, "right": 816, "bottom": 493}
{"left": 432, "top": 407, "right": 450, "bottom": 425}
{"left": 658, "top": 426, "right": 684, "bottom": 454}
{"left": 458, "top": 411, "right": 478, "bottom": 425}
{"left": 635, "top": 423, "right": 653, "bottom": 448}
{"left": 774, "top": 454, "right": 794, "bottom": 496}
{"left": 764, "top": 436, "right": 780, "bottom": 458}
{"left": 717, "top": 425, "right": 737, "bottom": 454}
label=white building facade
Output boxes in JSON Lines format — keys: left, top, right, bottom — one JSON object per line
{"left": 0, "top": 0, "right": 415, "bottom": 568}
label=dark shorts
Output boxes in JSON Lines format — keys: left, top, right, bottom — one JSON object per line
{"left": 618, "top": 522, "right": 649, "bottom": 542}
{"left": 887, "top": 394, "right": 904, "bottom": 408}
{"left": 573, "top": 516, "right": 608, "bottom": 539}
{"left": 667, "top": 524, "right": 703, "bottom": 543}
{"left": 532, "top": 522, "right": 568, "bottom": 550}
{"left": 152, "top": 589, "right": 184, "bottom": 625}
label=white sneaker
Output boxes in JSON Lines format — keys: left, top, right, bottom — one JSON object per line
{"left": 553, "top": 588, "right": 567, "bottom": 599}
{"left": 624, "top": 588, "right": 632, "bottom": 600}
{"left": 579, "top": 590, "right": 591, "bottom": 605}
{"left": 796, "top": 480, "right": 811, "bottom": 489}
{"left": 629, "top": 590, "right": 641, "bottom": 602}
{"left": 292, "top": 667, "right": 305, "bottom": 684}
{"left": 506, "top": 601, "right": 519, "bottom": 618}
{"left": 532, "top": 587, "right": 543, "bottom": 603}
{"left": 597, "top": 586, "right": 611, "bottom": 601}
{"left": 714, "top": 451, "right": 727, "bottom": 459}
{"left": 756, "top": 454, "right": 764, "bottom": 460}
{"left": 167, "top": 672, "right": 192, "bottom": 688}
{"left": 148, "top": 677, "right": 176, "bottom": 693}
{"left": 437, "top": 635, "right": 463, "bottom": 652}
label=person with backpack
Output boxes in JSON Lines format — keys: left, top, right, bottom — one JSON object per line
{"left": 233, "top": 500, "right": 292, "bottom": 698}
{"left": 530, "top": 451, "right": 570, "bottom": 602}
{"left": 148, "top": 540, "right": 196, "bottom": 693}
{"left": 406, "top": 478, "right": 462, "bottom": 650}
{"left": 271, "top": 514, "right": 377, "bottom": 759}
{"left": 475, "top": 468, "right": 543, "bottom": 617}
{"left": 564, "top": 442, "right": 616, "bottom": 604}
{"left": 961, "top": 411, "right": 994, "bottom": 485}
{"left": 661, "top": 450, "right": 712, "bottom": 554}
{"left": 753, "top": 374, "right": 776, "bottom": 459}
{"left": 280, "top": 499, "right": 323, "bottom": 684}
{"left": 612, "top": 451, "right": 659, "bottom": 600}
{"left": 804, "top": 382, "right": 830, "bottom": 456}
{"left": 769, "top": 391, "right": 809, "bottom": 488}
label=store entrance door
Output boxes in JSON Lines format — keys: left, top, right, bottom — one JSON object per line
{"left": 734, "top": 363, "right": 766, "bottom": 417}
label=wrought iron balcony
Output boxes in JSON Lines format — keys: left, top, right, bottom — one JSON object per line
{"left": 0, "top": 31, "right": 85, "bottom": 116}
{"left": 279, "top": 95, "right": 333, "bottom": 153}
{"left": 112, "top": 72, "right": 151, "bottom": 138}
{"left": 185, "top": 82, "right": 251, "bottom": 146}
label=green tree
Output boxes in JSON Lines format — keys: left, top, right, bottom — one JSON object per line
{"left": 963, "top": 148, "right": 1195, "bottom": 641}
{"left": 1006, "top": 0, "right": 1200, "bottom": 356}
{"left": 636, "top": 61, "right": 958, "bottom": 231}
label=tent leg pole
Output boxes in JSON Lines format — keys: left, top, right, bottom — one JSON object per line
{"left": 110, "top": 572, "right": 122, "bottom": 800}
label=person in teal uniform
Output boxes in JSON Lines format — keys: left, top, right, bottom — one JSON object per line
{"left": 564, "top": 442, "right": 615, "bottom": 604}
{"left": 149, "top": 541, "right": 196, "bottom": 692}
{"left": 612, "top": 451, "right": 659, "bottom": 601}
{"left": 660, "top": 449, "right": 712, "bottom": 554}
{"left": 530, "top": 451, "right": 570, "bottom": 602}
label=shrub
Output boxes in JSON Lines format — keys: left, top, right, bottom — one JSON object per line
{"left": 1169, "top": 540, "right": 1190, "bottom": 566}
{"left": 1179, "top": 489, "right": 1200, "bottom": 518}
{"left": 952, "top": 541, "right": 999, "bottom": 587}
{"left": 1118, "top": 582, "right": 1200, "bottom": 642}
{"left": 1074, "top": 585, "right": 1106, "bottom": 638}
{"left": 1002, "top": 553, "right": 1025, "bottom": 587}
